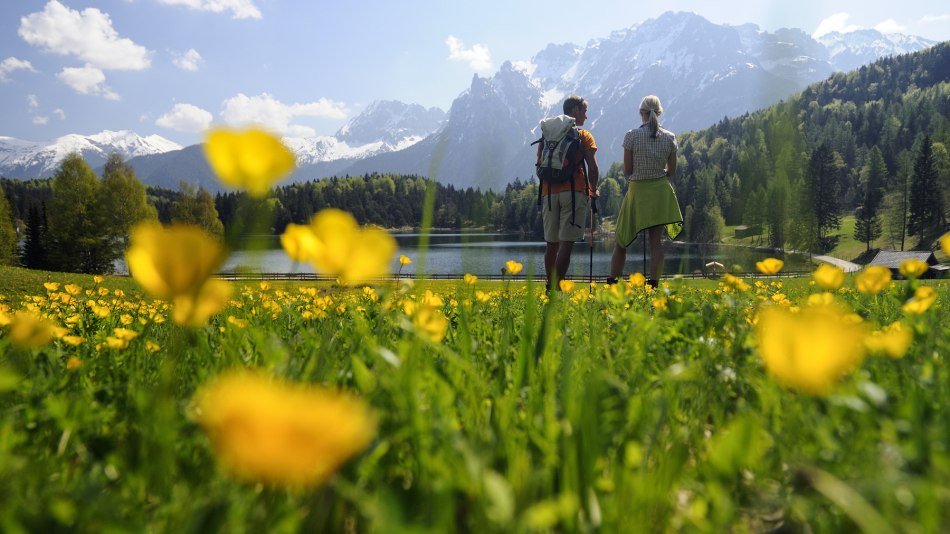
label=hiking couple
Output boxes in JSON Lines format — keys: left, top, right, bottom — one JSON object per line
{"left": 536, "top": 95, "right": 683, "bottom": 290}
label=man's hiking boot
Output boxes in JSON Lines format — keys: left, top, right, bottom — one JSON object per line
{"left": 647, "top": 279, "right": 659, "bottom": 288}
{"left": 605, "top": 277, "right": 618, "bottom": 285}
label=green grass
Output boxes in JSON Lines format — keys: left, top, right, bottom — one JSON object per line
{"left": 1, "top": 265, "right": 948, "bottom": 531}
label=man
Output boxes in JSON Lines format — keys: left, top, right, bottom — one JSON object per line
{"left": 540, "top": 95, "right": 599, "bottom": 290}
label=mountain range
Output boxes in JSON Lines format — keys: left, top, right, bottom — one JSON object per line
{"left": 0, "top": 11, "right": 937, "bottom": 192}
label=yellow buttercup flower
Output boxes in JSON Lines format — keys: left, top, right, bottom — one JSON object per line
{"left": 399, "top": 255, "right": 412, "bottom": 266}
{"left": 413, "top": 305, "right": 449, "bottom": 342}
{"left": 204, "top": 128, "right": 295, "bottom": 197}
{"left": 172, "top": 280, "right": 233, "bottom": 327}
{"left": 504, "top": 260, "right": 523, "bottom": 276}
{"left": 62, "top": 335, "right": 84, "bottom": 346}
{"left": 940, "top": 232, "right": 950, "bottom": 256}
{"left": 126, "top": 222, "right": 231, "bottom": 326}
{"left": 813, "top": 264, "right": 845, "bottom": 291}
{"left": 756, "top": 304, "right": 868, "bottom": 395}
{"left": 307, "top": 209, "right": 397, "bottom": 285}
{"left": 194, "top": 371, "right": 376, "bottom": 488}
{"left": 474, "top": 290, "right": 491, "bottom": 303}
{"left": 66, "top": 356, "right": 83, "bottom": 371}
{"left": 855, "top": 266, "right": 892, "bottom": 295}
{"left": 43, "top": 282, "right": 60, "bottom": 292}
{"left": 463, "top": 273, "right": 478, "bottom": 285}
{"left": 899, "top": 259, "right": 928, "bottom": 279}
{"left": 227, "top": 315, "right": 249, "bottom": 329}
{"left": 105, "top": 336, "right": 131, "bottom": 350}
{"left": 5, "top": 311, "right": 56, "bottom": 349}
{"left": 145, "top": 341, "right": 161, "bottom": 353}
{"left": 902, "top": 286, "right": 937, "bottom": 314}
{"left": 93, "top": 276, "right": 104, "bottom": 284}
{"left": 112, "top": 328, "right": 139, "bottom": 342}
{"left": 723, "top": 273, "right": 750, "bottom": 292}
{"left": 628, "top": 273, "right": 646, "bottom": 287}
{"left": 756, "top": 258, "right": 784, "bottom": 275}
{"left": 866, "top": 321, "right": 913, "bottom": 358}
{"left": 280, "top": 223, "right": 319, "bottom": 262}
{"left": 64, "top": 284, "right": 82, "bottom": 295}
{"left": 559, "top": 280, "right": 575, "bottom": 292}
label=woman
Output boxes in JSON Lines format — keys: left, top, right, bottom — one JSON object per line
{"left": 608, "top": 95, "right": 683, "bottom": 287}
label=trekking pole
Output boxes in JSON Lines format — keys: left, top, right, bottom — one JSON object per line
{"left": 589, "top": 199, "right": 597, "bottom": 293}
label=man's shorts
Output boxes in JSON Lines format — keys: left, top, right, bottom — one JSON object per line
{"left": 542, "top": 191, "right": 590, "bottom": 243}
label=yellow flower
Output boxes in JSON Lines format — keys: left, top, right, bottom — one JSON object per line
{"left": 62, "top": 335, "right": 84, "bottom": 346}
{"left": 756, "top": 258, "right": 784, "bottom": 275}
{"left": 259, "top": 281, "right": 270, "bottom": 291}
{"left": 280, "top": 223, "right": 319, "bottom": 262}
{"left": 105, "top": 336, "right": 130, "bottom": 350}
{"left": 463, "top": 273, "right": 478, "bottom": 285}
{"left": 414, "top": 306, "right": 449, "bottom": 342}
{"left": 145, "top": 341, "right": 161, "bottom": 353}
{"left": 855, "top": 266, "right": 892, "bottom": 295}
{"left": 559, "top": 280, "right": 575, "bottom": 292}
{"left": 172, "top": 279, "right": 233, "bottom": 327}
{"left": 126, "top": 222, "right": 230, "bottom": 326}
{"left": 420, "top": 290, "right": 443, "bottom": 308}
{"left": 756, "top": 304, "right": 867, "bottom": 395}
{"left": 93, "top": 276, "right": 104, "bottom": 284}
{"left": 941, "top": 232, "right": 950, "bottom": 256}
{"left": 5, "top": 311, "right": 56, "bottom": 349}
{"left": 43, "top": 282, "right": 60, "bottom": 292}
{"left": 628, "top": 273, "right": 646, "bottom": 287}
{"left": 899, "top": 259, "right": 928, "bottom": 279}
{"left": 204, "top": 128, "right": 295, "bottom": 197}
{"left": 228, "top": 315, "right": 249, "bottom": 329}
{"left": 504, "top": 260, "right": 523, "bottom": 276}
{"left": 194, "top": 371, "right": 376, "bottom": 488}
{"left": 806, "top": 292, "right": 837, "bottom": 307}
{"left": 120, "top": 314, "right": 134, "bottom": 325}
{"left": 813, "top": 264, "right": 845, "bottom": 291}
{"left": 64, "top": 284, "right": 82, "bottom": 295}
{"left": 306, "top": 209, "right": 396, "bottom": 285}
{"left": 866, "top": 321, "right": 913, "bottom": 358}
{"left": 723, "top": 273, "right": 750, "bottom": 292}
{"left": 474, "top": 290, "right": 491, "bottom": 303}
{"left": 399, "top": 255, "right": 412, "bottom": 266}
{"left": 652, "top": 296, "right": 668, "bottom": 310}
{"left": 66, "top": 356, "right": 83, "bottom": 371}
{"left": 113, "top": 328, "right": 139, "bottom": 341}
{"left": 902, "top": 286, "right": 937, "bottom": 314}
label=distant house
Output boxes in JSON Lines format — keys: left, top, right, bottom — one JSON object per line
{"left": 734, "top": 225, "right": 762, "bottom": 239}
{"left": 867, "top": 250, "right": 948, "bottom": 279}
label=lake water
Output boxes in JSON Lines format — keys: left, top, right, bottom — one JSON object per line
{"left": 208, "top": 233, "right": 813, "bottom": 278}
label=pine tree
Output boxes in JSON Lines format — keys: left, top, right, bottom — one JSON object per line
{"left": 853, "top": 146, "right": 887, "bottom": 251}
{"left": 22, "top": 205, "right": 47, "bottom": 269}
{"left": 806, "top": 143, "right": 843, "bottom": 252}
{"left": 99, "top": 153, "right": 158, "bottom": 257}
{"left": 908, "top": 135, "right": 946, "bottom": 245}
{"left": 0, "top": 186, "right": 18, "bottom": 265}
{"left": 171, "top": 183, "right": 225, "bottom": 237}
{"left": 853, "top": 206, "right": 883, "bottom": 252}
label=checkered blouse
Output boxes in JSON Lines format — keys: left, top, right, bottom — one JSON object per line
{"left": 622, "top": 124, "right": 677, "bottom": 181}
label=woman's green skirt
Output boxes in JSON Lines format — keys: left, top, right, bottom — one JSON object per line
{"left": 615, "top": 176, "right": 683, "bottom": 247}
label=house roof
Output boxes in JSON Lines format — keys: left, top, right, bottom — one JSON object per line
{"left": 869, "top": 250, "right": 937, "bottom": 269}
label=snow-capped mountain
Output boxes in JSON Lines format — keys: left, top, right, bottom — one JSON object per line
{"left": 0, "top": 130, "right": 182, "bottom": 179}
{"left": 344, "top": 11, "right": 937, "bottom": 190}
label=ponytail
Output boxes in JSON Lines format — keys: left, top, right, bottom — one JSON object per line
{"left": 639, "top": 95, "right": 663, "bottom": 139}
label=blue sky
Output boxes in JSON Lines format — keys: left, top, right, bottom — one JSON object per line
{"left": 1, "top": 0, "right": 948, "bottom": 146}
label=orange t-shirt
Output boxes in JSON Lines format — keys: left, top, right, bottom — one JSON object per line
{"left": 540, "top": 128, "right": 596, "bottom": 196}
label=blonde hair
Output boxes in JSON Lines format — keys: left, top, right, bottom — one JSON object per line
{"left": 639, "top": 95, "right": 663, "bottom": 138}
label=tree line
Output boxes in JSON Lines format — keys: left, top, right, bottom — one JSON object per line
{"left": 674, "top": 42, "right": 948, "bottom": 253}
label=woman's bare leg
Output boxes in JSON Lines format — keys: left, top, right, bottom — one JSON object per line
{"left": 610, "top": 243, "right": 626, "bottom": 280}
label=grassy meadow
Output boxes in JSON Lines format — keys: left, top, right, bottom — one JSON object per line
{"left": 1, "top": 261, "right": 948, "bottom": 532}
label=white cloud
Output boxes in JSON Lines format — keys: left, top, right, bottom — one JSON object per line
{"left": 918, "top": 14, "right": 950, "bottom": 24}
{"left": 156, "top": 103, "right": 213, "bottom": 132}
{"left": 445, "top": 35, "right": 492, "bottom": 73}
{"left": 220, "top": 92, "right": 349, "bottom": 137}
{"left": 27, "top": 94, "right": 39, "bottom": 108}
{"left": 0, "top": 57, "right": 37, "bottom": 82}
{"left": 874, "top": 19, "right": 906, "bottom": 34}
{"left": 32, "top": 115, "right": 49, "bottom": 125}
{"left": 157, "top": 0, "right": 262, "bottom": 20}
{"left": 139, "top": 113, "right": 151, "bottom": 122}
{"left": 53, "top": 108, "right": 66, "bottom": 120}
{"left": 813, "top": 13, "right": 861, "bottom": 38}
{"left": 173, "top": 48, "right": 203, "bottom": 71}
{"left": 57, "top": 66, "right": 119, "bottom": 100}
{"left": 19, "top": 0, "right": 151, "bottom": 71}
